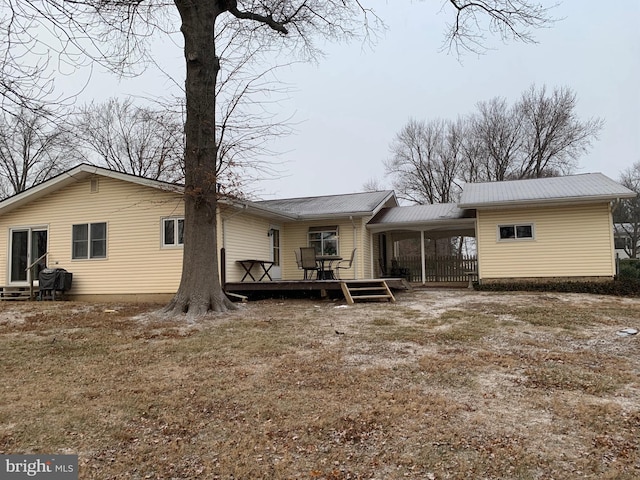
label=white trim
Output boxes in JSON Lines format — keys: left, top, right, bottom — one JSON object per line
{"left": 161, "top": 217, "right": 185, "bottom": 248}
{"left": 497, "top": 223, "right": 535, "bottom": 242}
{"left": 71, "top": 221, "right": 108, "bottom": 260}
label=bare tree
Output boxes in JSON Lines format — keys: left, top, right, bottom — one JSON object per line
{"left": 614, "top": 161, "right": 640, "bottom": 259}
{"left": 386, "top": 118, "right": 465, "bottom": 204}
{"left": 517, "top": 85, "right": 604, "bottom": 178}
{"left": 212, "top": 43, "right": 294, "bottom": 198}
{"left": 0, "top": 0, "right": 556, "bottom": 316}
{"left": 74, "top": 98, "right": 184, "bottom": 183}
{"left": 468, "top": 97, "right": 523, "bottom": 181}
{"left": 389, "top": 84, "right": 603, "bottom": 207}
{"left": 0, "top": 106, "right": 78, "bottom": 198}
{"left": 444, "top": 0, "right": 556, "bottom": 55}
{"left": 362, "top": 177, "right": 386, "bottom": 192}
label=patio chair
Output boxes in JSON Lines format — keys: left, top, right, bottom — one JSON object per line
{"left": 334, "top": 248, "right": 356, "bottom": 279}
{"left": 378, "top": 258, "right": 392, "bottom": 278}
{"left": 294, "top": 249, "right": 303, "bottom": 270}
{"left": 299, "top": 247, "right": 320, "bottom": 280}
{"left": 390, "top": 259, "right": 411, "bottom": 281}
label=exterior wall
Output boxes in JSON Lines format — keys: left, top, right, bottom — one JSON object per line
{"left": 0, "top": 176, "right": 184, "bottom": 295}
{"left": 280, "top": 218, "right": 367, "bottom": 280}
{"left": 476, "top": 202, "right": 616, "bottom": 281}
{"left": 359, "top": 217, "right": 373, "bottom": 278}
{"left": 220, "top": 209, "right": 275, "bottom": 282}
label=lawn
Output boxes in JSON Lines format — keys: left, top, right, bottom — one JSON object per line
{"left": 0, "top": 289, "right": 638, "bottom": 479}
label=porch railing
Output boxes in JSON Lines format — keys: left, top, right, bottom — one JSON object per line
{"left": 393, "top": 255, "right": 477, "bottom": 283}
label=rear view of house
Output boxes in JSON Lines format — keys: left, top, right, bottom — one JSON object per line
{"left": 0, "top": 165, "right": 634, "bottom": 302}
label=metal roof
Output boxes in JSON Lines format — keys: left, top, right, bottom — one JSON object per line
{"left": 367, "top": 203, "right": 476, "bottom": 234}
{"left": 255, "top": 190, "right": 397, "bottom": 219}
{"left": 458, "top": 173, "right": 636, "bottom": 208}
{"left": 369, "top": 203, "right": 470, "bottom": 224}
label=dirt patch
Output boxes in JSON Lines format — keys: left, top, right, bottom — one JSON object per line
{"left": 1, "top": 290, "right": 639, "bottom": 479}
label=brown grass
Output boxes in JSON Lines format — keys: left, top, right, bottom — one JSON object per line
{"left": 0, "top": 289, "right": 639, "bottom": 479}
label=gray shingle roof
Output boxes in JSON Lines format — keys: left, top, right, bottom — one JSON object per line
{"left": 256, "top": 190, "right": 396, "bottom": 218}
{"left": 458, "top": 173, "right": 636, "bottom": 208}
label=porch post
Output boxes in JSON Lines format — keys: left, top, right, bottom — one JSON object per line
{"left": 420, "top": 230, "right": 426, "bottom": 285}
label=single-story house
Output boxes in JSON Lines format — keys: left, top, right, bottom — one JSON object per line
{"left": 0, "top": 164, "right": 634, "bottom": 300}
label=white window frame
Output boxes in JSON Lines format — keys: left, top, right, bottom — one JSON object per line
{"left": 162, "top": 217, "right": 184, "bottom": 248}
{"left": 72, "top": 222, "right": 107, "bottom": 259}
{"left": 308, "top": 226, "right": 339, "bottom": 255}
{"left": 497, "top": 223, "right": 535, "bottom": 241}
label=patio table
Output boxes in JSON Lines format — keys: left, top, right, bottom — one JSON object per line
{"left": 237, "top": 259, "right": 275, "bottom": 282}
{"left": 315, "top": 255, "right": 342, "bottom": 280}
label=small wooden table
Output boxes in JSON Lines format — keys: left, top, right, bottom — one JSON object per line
{"left": 316, "top": 255, "right": 342, "bottom": 280}
{"left": 237, "top": 259, "right": 275, "bottom": 282}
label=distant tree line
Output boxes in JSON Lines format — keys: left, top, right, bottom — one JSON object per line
{"left": 614, "top": 161, "right": 640, "bottom": 259}
{"left": 0, "top": 99, "right": 184, "bottom": 199}
{"left": 382, "top": 84, "right": 604, "bottom": 205}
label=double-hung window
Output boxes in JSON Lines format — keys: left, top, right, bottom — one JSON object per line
{"left": 72, "top": 222, "right": 107, "bottom": 259}
{"left": 308, "top": 226, "right": 338, "bottom": 255}
{"left": 163, "top": 218, "right": 184, "bottom": 247}
{"left": 498, "top": 223, "right": 534, "bottom": 241}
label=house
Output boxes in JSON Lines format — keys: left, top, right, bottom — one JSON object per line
{"left": 458, "top": 173, "right": 636, "bottom": 283}
{"left": 0, "top": 165, "right": 634, "bottom": 301}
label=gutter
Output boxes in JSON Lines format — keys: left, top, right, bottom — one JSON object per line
{"left": 458, "top": 193, "right": 637, "bottom": 210}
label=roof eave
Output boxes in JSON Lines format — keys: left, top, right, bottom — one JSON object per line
{"left": 0, "top": 164, "right": 184, "bottom": 216}
{"left": 458, "top": 194, "right": 636, "bottom": 210}
{"left": 298, "top": 210, "right": 381, "bottom": 221}
{"left": 367, "top": 217, "right": 476, "bottom": 233}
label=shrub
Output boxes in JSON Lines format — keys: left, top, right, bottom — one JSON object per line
{"left": 618, "top": 259, "right": 640, "bottom": 280}
{"left": 474, "top": 278, "right": 640, "bottom": 297}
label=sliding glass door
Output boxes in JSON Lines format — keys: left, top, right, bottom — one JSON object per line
{"left": 10, "top": 228, "right": 48, "bottom": 283}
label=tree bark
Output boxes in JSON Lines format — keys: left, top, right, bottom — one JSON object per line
{"left": 166, "top": 0, "right": 235, "bottom": 316}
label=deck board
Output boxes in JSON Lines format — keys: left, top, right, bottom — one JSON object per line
{"left": 224, "top": 278, "right": 410, "bottom": 294}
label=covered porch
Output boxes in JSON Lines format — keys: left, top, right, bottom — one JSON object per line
{"left": 367, "top": 203, "right": 477, "bottom": 285}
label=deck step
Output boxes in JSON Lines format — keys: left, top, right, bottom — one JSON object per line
{"left": 340, "top": 280, "right": 395, "bottom": 304}
{"left": 0, "top": 286, "right": 36, "bottom": 301}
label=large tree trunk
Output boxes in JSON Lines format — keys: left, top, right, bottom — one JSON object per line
{"left": 166, "top": 0, "right": 235, "bottom": 316}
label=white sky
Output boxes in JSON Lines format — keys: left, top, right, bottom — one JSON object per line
{"left": 71, "top": 0, "right": 640, "bottom": 200}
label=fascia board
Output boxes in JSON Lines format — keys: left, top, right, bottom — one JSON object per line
{"left": 458, "top": 194, "right": 636, "bottom": 210}
{"left": 298, "top": 211, "right": 376, "bottom": 221}
{"left": 366, "top": 218, "right": 476, "bottom": 233}
{"left": 221, "top": 198, "right": 298, "bottom": 221}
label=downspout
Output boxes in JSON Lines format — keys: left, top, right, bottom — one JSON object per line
{"left": 420, "top": 230, "right": 426, "bottom": 285}
{"left": 221, "top": 203, "right": 248, "bottom": 282}
{"left": 609, "top": 199, "right": 620, "bottom": 275}
{"left": 349, "top": 215, "right": 358, "bottom": 279}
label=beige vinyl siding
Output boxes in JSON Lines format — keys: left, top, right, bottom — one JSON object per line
{"left": 221, "top": 212, "right": 273, "bottom": 282}
{"left": 476, "top": 203, "right": 615, "bottom": 280}
{"left": 0, "top": 176, "right": 184, "bottom": 294}
{"left": 281, "top": 219, "right": 361, "bottom": 280}
{"left": 359, "top": 217, "right": 373, "bottom": 278}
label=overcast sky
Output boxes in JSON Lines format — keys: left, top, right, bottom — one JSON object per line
{"left": 74, "top": 0, "right": 640, "bottom": 200}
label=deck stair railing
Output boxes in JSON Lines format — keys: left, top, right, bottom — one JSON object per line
{"left": 27, "top": 252, "right": 48, "bottom": 300}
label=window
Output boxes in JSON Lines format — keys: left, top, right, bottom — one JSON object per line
{"left": 308, "top": 226, "right": 338, "bottom": 255}
{"left": 498, "top": 223, "right": 534, "bottom": 241}
{"left": 163, "top": 218, "right": 184, "bottom": 247}
{"left": 72, "top": 222, "right": 107, "bottom": 259}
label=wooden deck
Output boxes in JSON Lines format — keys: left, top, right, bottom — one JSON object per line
{"left": 224, "top": 278, "right": 411, "bottom": 298}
